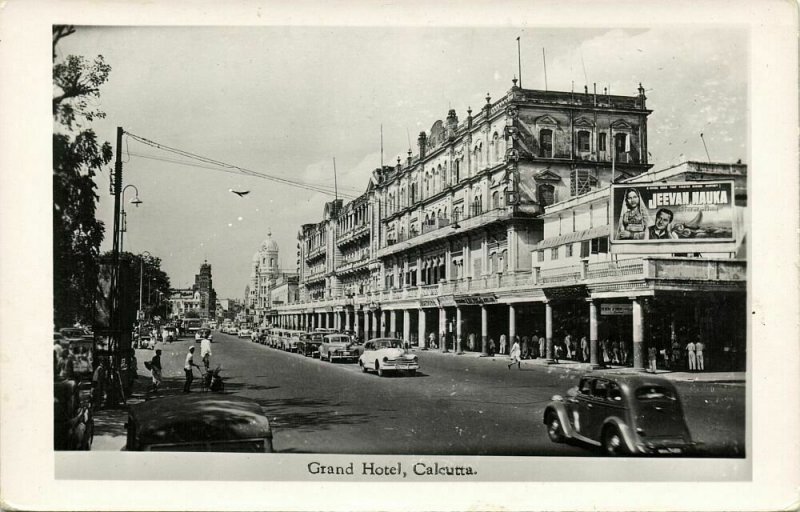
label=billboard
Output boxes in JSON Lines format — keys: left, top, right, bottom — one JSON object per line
{"left": 610, "top": 181, "right": 736, "bottom": 253}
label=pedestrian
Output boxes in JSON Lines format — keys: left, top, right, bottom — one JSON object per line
{"left": 612, "top": 340, "right": 620, "bottom": 364}
{"left": 488, "top": 337, "right": 496, "bottom": 356}
{"left": 92, "top": 358, "right": 107, "bottom": 408}
{"left": 685, "top": 338, "right": 697, "bottom": 371}
{"left": 580, "top": 336, "right": 589, "bottom": 362}
{"left": 563, "top": 333, "right": 572, "bottom": 359}
{"left": 569, "top": 336, "right": 578, "bottom": 361}
{"left": 620, "top": 339, "right": 629, "bottom": 366}
{"left": 499, "top": 334, "right": 507, "bottom": 355}
{"left": 671, "top": 339, "right": 682, "bottom": 368}
{"left": 537, "top": 332, "right": 545, "bottom": 359}
{"left": 200, "top": 335, "right": 212, "bottom": 370}
{"left": 520, "top": 336, "right": 529, "bottom": 359}
{"left": 508, "top": 337, "right": 521, "bottom": 369}
{"left": 428, "top": 331, "right": 436, "bottom": 349}
{"left": 695, "top": 337, "right": 705, "bottom": 371}
{"left": 468, "top": 332, "right": 475, "bottom": 351}
{"left": 648, "top": 346, "right": 658, "bottom": 373}
{"left": 553, "top": 340, "right": 562, "bottom": 363}
{"left": 149, "top": 349, "right": 163, "bottom": 393}
{"left": 184, "top": 346, "right": 201, "bottom": 393}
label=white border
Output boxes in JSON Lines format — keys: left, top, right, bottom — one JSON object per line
{"left": 1, "top": 0, "right": 798, "bottom": 510}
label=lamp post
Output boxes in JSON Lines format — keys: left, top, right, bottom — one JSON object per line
{"left": 119, "top": 184, "right": 142, "bottom": 253}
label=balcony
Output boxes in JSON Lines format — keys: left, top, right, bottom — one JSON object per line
{"left": 336, "top": 256, "right": 370, "bottom": 275}
{"left": 337, "top": 224, "right": 370, "bottom": 248}
{"left": 277, "top": 257, "right": 745, "bottom": 313}
{"left": 305, "top": 245, "right": 327, "bottom": 262}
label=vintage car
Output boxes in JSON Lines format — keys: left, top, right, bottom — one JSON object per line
{"left": 125, "top": 394, "right": 275, "bottom": 452}
{"left": 296, "top": 333, "right": 323, "bottom": 358}
{"left": 543, "top": 373, "right": 695, "bottom": 456}
{"left": 280, "top": 331, "right": 300, "bottom": 352}
{"left": 162, "top": 325, "right": 178, "bottom": 342}
{"left": 358, "top": 337, "right": 419, "bottom": 376}
{"left": 237, "top": 327, "right": 252, "bottom": 339}
{"left": 320, "top": 334, "right": 356, "bottom": 363}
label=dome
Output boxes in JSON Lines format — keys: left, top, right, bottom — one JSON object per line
{"left": 261, "top": 229, "right": 279, "bottom": 253}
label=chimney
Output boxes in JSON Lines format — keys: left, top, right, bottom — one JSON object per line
{"left": 417, "top": 131, "right": 427, "bottom": 159}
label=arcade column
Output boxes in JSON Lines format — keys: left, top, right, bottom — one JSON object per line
{"left": 545, "top": 301, "right": 555, "bottom": 363}
{"left": 418, "top": 309, "right": 427, "bottom": 349}
{"left": 508, "top": 304, "right": 516, "bottom": 344}
{"left": 403, "top": 310, "right": 411, "bottom": 345}
{"left": 632, "top": 297, "right": 645, "bottom": 370}
{"left": 390, "top": 310, "right": 397, "bottom": 338}
{"left": 456, "top": 306, "right": 463, "bottom": 353}
{"left": 480, "top": 305, "right": 488, "bottom": 356}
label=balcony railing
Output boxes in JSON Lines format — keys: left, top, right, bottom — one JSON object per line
{"left": 276, "top": 257, "right": 746, "bottom": 313}
{"left": 337, "top": 224, "right": 370, "bottom": 247}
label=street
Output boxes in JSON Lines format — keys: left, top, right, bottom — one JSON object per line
{"left": 104, "top": 331, "right": 745, "bottom": 456}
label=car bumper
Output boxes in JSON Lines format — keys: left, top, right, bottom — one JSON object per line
{"left": 383, "top": 361, "right": 419, "bottom": 371}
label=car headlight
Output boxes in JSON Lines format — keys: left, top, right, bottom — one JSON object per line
{"left": 382, "top": 357, "right": 388, "bottom": 362}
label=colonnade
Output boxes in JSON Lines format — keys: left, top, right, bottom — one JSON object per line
{"left": 271, "top": 296, "right": 647, "bottom": 369}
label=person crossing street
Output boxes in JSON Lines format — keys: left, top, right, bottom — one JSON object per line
{"left": 183, "top": 346, "right": 201, "bottom": 393}
{"left": 200, "top": 336, "right": 212, "bottom": 371}
{"left": 508, "top": 338, "right": 521, "bottom": 370}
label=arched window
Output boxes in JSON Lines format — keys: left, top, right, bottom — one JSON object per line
{"left": 540, "top": 129, "right": 553, "bottom": 158}
{"left": 614, "top": 133, "right": 629, "bottom": 161}
{"left": 492, "top": 132, "right": 500, "bottom": 164}
{"left": 454, "top": 159, "right": 460, "bottom": 183}
{"left": 492, "top": 190, "right": 500, "bottom": 209}
{"left": 442, "top": 162, "right": 448, "bottom": 188}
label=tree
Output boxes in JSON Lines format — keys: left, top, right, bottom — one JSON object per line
{"left": 53, "top": 25, "right": 113, "bottom": 327}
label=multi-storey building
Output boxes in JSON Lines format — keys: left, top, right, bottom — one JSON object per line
{"left": 248, "top": 230, "right": 298, "bottom": 325}
{"left": 194, "top": 260, "right": 216, "bottom": 320}
{"left": 272, "top": 80, "right": 747, "bottom": 371}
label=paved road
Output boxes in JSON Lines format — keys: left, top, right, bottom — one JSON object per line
{"left": 128, "top": 332, "right": 744, "bottom": 456}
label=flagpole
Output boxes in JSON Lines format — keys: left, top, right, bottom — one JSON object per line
{"left": 517, "top": 37, "right": 522, "bottom": 88}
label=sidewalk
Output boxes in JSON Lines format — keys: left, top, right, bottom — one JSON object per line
{"left": 410, "top": 347, "right": 746, "bottom": 384}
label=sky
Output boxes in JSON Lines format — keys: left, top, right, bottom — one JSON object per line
{"left": 56, "top": 25, "right": 747, "bottom": 300}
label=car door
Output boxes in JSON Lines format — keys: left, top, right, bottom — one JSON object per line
{"left": 583, "top": 378, "right": 612, "bottom": 441}
{"left": 570, "top": 378, "right": 595, "bottom": 437}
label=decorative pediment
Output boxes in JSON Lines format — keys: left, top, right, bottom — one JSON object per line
{"left": 533, "top": 169, "right": 562, "bottom": 182}
{"left": 574, "top": 117, "right": 595, "bottom": 128}
{"left": 534, "top": 114, "right": 559, "bottom": 126}
{"left": 611, "top": 119, "right": 633, "bottom": 130}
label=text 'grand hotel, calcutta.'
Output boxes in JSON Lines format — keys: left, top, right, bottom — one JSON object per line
{"left": 269, "top": 78, "right": 747, "bottom": 372}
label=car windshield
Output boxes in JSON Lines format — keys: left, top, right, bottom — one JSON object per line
{"left": 326, "top": 335, "right": 349, "bottom": 343}
{"left": 376, "top": 340, "right": 402, "bottom": 349}
{"left": 635, "top": 386, "right": 676, "bottom": 401}
{"left": 61, "top": 329, "right": 85, "bottom": 337}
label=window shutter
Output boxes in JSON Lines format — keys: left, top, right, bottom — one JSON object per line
{"left": 580, "top": 241, "right": 590, "bottom": 258}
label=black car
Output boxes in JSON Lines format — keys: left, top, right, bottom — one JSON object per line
{"left": 296, "top": 333, "right": 323, "bottom": 358}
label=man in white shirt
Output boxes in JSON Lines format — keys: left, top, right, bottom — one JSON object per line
{"left": 695, "top": 338, "right": 705, "bottom": 371}
{"left": 183, "top": 346, "right": 200, "bottom": 393}
{"left": 200, "top": 337, "right": 212, "bottom": 371}
{"left": 685, "top": 340, "right": 697, "bottom": 371}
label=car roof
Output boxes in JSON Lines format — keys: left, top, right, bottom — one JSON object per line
{"left": 579, "top": 372, "right": 679, "bottom": 389}
{"left": 366, "top": 337, "right": 403, "bottom": 344}
{"left": 129, "top": 394, "right": 271, "bottom": 445}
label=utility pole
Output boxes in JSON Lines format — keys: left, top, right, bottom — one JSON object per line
{"left": 110, "top": 127, "right": 123, "bottom": 375}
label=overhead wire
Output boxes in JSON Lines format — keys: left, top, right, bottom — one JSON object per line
{"left": 124, "top": 131, "right": 361, "bottom": 199}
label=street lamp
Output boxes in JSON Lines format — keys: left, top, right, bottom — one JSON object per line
{"left": 120, "top": 184, "right": 142, "bottom": 253}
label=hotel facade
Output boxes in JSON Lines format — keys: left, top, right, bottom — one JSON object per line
{"left": 270, "top": 80, "right": 747, "bottom": 372}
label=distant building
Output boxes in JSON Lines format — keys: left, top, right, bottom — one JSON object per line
{"left": 247, "top": 229, "right": 298, "bottom": 325}
{"left": 194, "top": 260, "right": 216, "bottom": 319}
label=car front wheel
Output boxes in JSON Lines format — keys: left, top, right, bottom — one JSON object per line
{"left": 359, "top": 360, "right": 367, "bottom": 373}
{"left": 376, "top": 361, "right": 384, "bottom": 377}
{"left": 602, "top": 426, "right": 630, "bottom": 456}
{"left": 545, "top": 411, "right": 565, "bottom": 443}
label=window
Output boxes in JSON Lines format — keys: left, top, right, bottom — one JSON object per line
{"left": 593, "top": 379, "right": 609, "bottom": 399}
{"left": 577, "top": 130, "right": 590, "bottom": 152}
{"left": 539, "top": 129, "right": 553, "bottom": 158}
{"left": 579, "top": 378, "right": 592, "bottom": 395}
{"left": 454, "top": 160, "right": 460, "bottom": 183}
{"left": 492, "top": 190, "right": 500, "bottom": 209}
{"left": 615, "top": 133, "right": 628, "bottom": 157}
{"left": 551, "top": 247, "right": 559, "bottom": 260}
{"left": 598, "top": 132, "right": 607, "bottom": 151}
{"left": 537, "top": 250, "right": 545, "bottom": 262}
{"left": 570, "top": 169, "right": 595, "bottom": 196}
{"left": 565, "top": 243, "right": 573, "bottom": 258}
{"left": 538, "top": 184, "right": 555, "bottom": 207}
{"left": 590, "top": 237, "right": 609, "bottom": 254}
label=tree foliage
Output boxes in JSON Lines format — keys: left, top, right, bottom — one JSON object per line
{"left": 53, "top": 25, "right": 113, "bottom": 328}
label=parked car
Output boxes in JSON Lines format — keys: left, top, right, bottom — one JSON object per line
{"left": 296, "top": 333, "right": 323, "bottom": 357}
{"left": 124, "top": 394, "right": 275, "bottom": 452}
{"left": 320, "top": 334, "right": 356, "bottom": 363}
{"left": 237, "top": 327, "right": 252, "bottom": 339}
{"left": 280, "top": 331, "right": 300, "bottom": 352}
{"left": 195, "top": 328, "right": 213, "bottom": 343}
{"left": 543, "top": 372, "right": 695, "bottom": 456}
{"left": 358, "top": 338, "right": 419, "bottom": 376}
{"left": 162, "top": 325, "right": 178, "bottom": 342}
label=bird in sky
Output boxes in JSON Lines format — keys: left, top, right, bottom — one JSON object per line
{"left": 229, "top": 189, "right": 250, "bottom": 197}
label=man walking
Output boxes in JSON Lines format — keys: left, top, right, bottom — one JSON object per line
{"left": 508, "top": 337, "right": 521, "bottom": 370}
{"left": 184, "top": 346, "right": 200, "bottom": 393}
{"left": 149, "top": 349, "right": 163, "bottom": 393}
{"left": 200, "top": 335, "right": 212, "bottom": 371}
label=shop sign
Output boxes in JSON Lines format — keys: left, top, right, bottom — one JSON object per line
{"left": 420, "top": 298, "right": 439, "bottom": 308}
{"left": 610, "top": 181, "right": 735, "bottom": 253}
{"left": 600, "top": 304, "right": 633, "bottom": 315}
{"left": 453, "top": 294, "right": 498, "bottom": 305}
{"left": 543, "top": 286, "right": 589, "bottom": 300}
